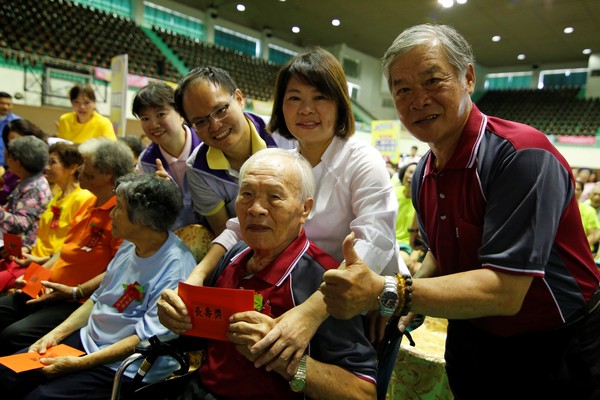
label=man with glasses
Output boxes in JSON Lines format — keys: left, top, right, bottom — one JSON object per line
{"left": 174, "top": 66, "right": 294, "bottom": 237}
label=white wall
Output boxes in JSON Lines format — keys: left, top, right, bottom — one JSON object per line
{"left": 586, "top": 54, "right": 600, "bottom": 99}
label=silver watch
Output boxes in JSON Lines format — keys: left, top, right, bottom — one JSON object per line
{"left": 378, "top": 276, "right": 399, "bottom": 317}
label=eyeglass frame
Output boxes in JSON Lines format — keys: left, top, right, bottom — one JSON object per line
{"left": 189, "top": 93, "right": 236, "bottom": 132}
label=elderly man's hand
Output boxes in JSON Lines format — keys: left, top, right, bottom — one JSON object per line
{"left": 157, "top": 288, "right": 192, "bottom": 334}
{"left": 229, "top": 311, "right": 297, "bottom": 378}
{"left": 321, "top": 233, "right": 384, "bottom": 319}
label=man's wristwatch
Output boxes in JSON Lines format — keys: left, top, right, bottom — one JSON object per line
{"left": 289, "top": 354, "right": 307, "bottom": 393}
{"left": 378, "top": 275, "right": 400, "bottom": 317}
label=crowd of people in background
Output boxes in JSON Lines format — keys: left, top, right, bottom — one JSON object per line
{"left": 0, "top": 22, "right": 598, "bottom": 400}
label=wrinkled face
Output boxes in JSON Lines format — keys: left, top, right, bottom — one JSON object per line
{"left": 0, "top": 97, "right": 13, "bottom": 116}
{"left": 71, "top": 94, "right": 96, "bottom": 122}
{"left": 78, "top": 157, "right": 112, "bottom": 195}
{"left": 388, "top": 44, "right": 475, "bottom": 145}
{"left": 44, "top": 152, "right": 75, "bottom": 186}
{"left": 282, "top": 76, "right": 338, "bottom": 148}
{"left": 183, "top": 82, "right": 247, "bottom": 153}
{"left": 402, "top": 164, "right": 417, "bottom": 188}
{"left": 109, "top": 195, "right": 134, "bottom": 240}
{"left": 236, "top": 156, "right": 311, "bottom": 255}
{"left": 138, "top": 105, "right": 184, "bottom": 148}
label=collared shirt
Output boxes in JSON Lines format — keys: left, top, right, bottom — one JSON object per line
{"left": 413, "top": 104, "right": 600, "bottom": 336}
{"left": 200, "top": 230, "right": 377, "bottom": 399}
{"left": 158, "top": 125, "right": 193, "bottom": 191}
{"left": 186, "top": 113, "right": 282, "bottom": 218}
{"left": 137, "top": 125, "right": 203, "bottom": 230}
{"left": 50, "top": 196, "right": 123, "bottom": 290}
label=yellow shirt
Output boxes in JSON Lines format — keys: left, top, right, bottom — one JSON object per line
{"left": 31, "top": 185, "right": 96, "bottom": 257}
{"left": 57, "top": 111, "right": 117, "bottom": 143}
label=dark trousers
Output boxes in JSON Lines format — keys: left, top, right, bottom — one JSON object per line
{"left": 0, "top": 331, "right": 132, "bottom": 400}
{"left": 0, "top": 292, "right": 80, "bottom": 356}
{"left": 445, "top": 306, "right": 600, "bottom": 400}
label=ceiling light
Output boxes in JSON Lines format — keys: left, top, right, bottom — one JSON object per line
{"left": 292, "top": 26, "right": 300, "bottom": 33}
{"left": 492, "top": 35, "right": 501, "bottom": 42}
{"left": 236, "top": 4, "right": 245, "bottom": 12}
{"left": 564, "top": 27, "right": 574, "bottom": 34}
{"left": 517, "top": 54, "right": 526, "bottom": 60}
{"left": 332, "top": 18, "right": 341, "bottom": 27}
{"left": 583, "top": 48, "right": 592, "bottom": 55}
{"left": 456, "top": 0, "right": 467, "bottom": 4}
{"left": 438, "top": 0, "right": 454, "bottom": 8}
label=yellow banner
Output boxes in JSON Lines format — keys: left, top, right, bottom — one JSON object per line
{"left": 371, "top": 120, "right": 400, "bottom": 163}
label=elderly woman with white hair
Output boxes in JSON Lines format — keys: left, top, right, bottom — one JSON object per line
{"left": 0, "top": 173, "right": 197, "bottom": 400}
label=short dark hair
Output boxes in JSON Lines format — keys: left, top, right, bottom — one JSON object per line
{"left": 398, "top": 162, "right": 418, "bottom": 182}
{"left": 174, "top": 66, "right": 238, "bottom": 122}
{"left": 6, "top": 136, "right": 49, "bottom": 174}
{"left": 2, "top": 119, "right": 48, "bottom": 148}
{"left": 49, "top": 142, "right": 84, "bottom": 171}
{"left": 0, "top": 92, "right": 12, "bottom": 99}
{"left": 267, "top": 47, "right": 354, "bottom": 140}
{"left": 115, "top": 173, "right": 182, "bottom": 231}
{"left": 132, "top": 83, "right": 176, "bottom": 118}
{"left": 69, "top": 84, "right": 96, "bottom": 102}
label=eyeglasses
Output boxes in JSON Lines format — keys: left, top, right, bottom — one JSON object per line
{"left": 190, "top": 94, "right": 235, "bottom": 132}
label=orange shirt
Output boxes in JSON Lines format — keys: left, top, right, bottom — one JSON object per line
{"left": 50, "top": 196, "right": 122, "bottom": 288}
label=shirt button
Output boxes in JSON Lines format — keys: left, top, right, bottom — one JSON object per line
{"left": 440, "top": 215, "right": 447, "bottom": 220}
{"left": 439, "top": 193, "right": 446, "bottom": 199}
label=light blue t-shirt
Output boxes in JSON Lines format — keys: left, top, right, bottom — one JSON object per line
{"left": 80, "top": 231, "right": 196, "bottom": 382}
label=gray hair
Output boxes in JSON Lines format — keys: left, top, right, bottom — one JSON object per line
{"left": 79, "top": 138, "right": 134, "bottom": 183}
{"left": 114, "top": 173, "right": 182, "bottom": 231}
{"left": 382, "top": 23, "right": 475, "bottom": 89}
{"left": 6, "top": 136, "right": 49, "bottom": 174}
{"left": 239, "top": 148, "right": 315, "bottom": 203}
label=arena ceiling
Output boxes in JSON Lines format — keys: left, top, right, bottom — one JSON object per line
{"left": 175, "top": 0, "right": 600, "bottom": 69}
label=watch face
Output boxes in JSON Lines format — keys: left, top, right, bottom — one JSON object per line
{"left": 381, "top": 292, "right": 399, "bottom": 309}
{"left": 290, "top": 377, "right": 306, "bottom": 392}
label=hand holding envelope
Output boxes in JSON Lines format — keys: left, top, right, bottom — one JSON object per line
{"left": 177, "top": 282, "right": 255, "bottom": 341}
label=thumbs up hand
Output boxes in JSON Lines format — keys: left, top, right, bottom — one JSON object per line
{"left": 154, "top": 159, "right": 170, "bottom": 181}
{"left": 320, "top": 232, "right": 384, "bottom": 320}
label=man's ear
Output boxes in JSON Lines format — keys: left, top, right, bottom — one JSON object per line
{"left": 301, "top": 197, "right": 314, "bottom": 222}
{"left": 465, "top": 64, "right": 476, "bottom": 94}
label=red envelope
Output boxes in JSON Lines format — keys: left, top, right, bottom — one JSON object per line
{"left": 21, "top": 262, "right": 52, "bottom": 299}
{"left": 3, "top": 233, "right": 22, "bottom": 259}
{"left": 0, "top": 344, "right": 85, "bottom": 373}
{"left": 178, "top": 282, "right": 254, "bottom": 341}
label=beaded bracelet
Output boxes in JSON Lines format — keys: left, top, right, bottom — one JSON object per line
{"left": 394, "top": 274, "right": 413, "bottom": 316}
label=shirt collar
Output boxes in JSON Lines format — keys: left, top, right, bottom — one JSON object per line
{"left": 230, "top": 229, "right": 310, "bottom": 287}
{"left": 206, "top": 115, "right": 267, "bottom": 170}
{"left": 424, "top": 104, "right": 488, "bottom": 175}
